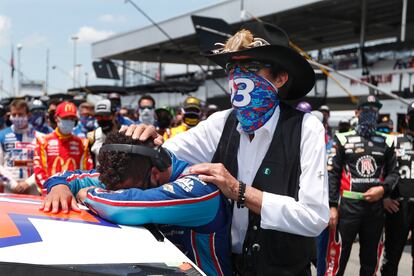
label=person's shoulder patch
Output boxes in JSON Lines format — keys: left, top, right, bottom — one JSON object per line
{"left": 174, "top": 177, "right": 195, "bottom": 192}
{"left": 336, "top": 130, "right": 356, "bottom": 146}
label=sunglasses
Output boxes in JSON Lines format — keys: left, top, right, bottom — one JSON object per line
{"left": 139, "top": 106, "right": 154, "bottom": 111}
{"left": 225, "top": 61, "right": 272, "bottom": 74}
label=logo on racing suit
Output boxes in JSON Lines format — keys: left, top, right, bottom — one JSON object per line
{"left": 51, "top": 157, "right": 77, "bottom": 175}
{"left": 356, "top": 155, "right": 377, "bottom": 177}
{"left": 399, "top": 161, "right": 414, "bottom": 179}
{"left": 175, "top": 177, "right": 195, "bottom": 192}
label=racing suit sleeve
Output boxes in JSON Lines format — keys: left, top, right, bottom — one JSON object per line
{"left": 33, "top": 136, "right": 49, "bottom": 189}
{"left": 44, "top": 169, "right": 103, "bottom": 195}
{"left": 328, "top": 134, "right": 345, "bottom": 208}
{"left": 83, "top": 175, "right": 221, "bottom": 227}
{"left": 381, "top": 143, "right": 399, "bottom": 197}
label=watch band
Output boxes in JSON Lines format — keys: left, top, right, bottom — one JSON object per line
{"left": 237, "top": 181, "right": 246, "bottom": 208}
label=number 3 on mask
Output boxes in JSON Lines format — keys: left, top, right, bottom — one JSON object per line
{"left": 229, "top": 78, "right": 254, "bottom": 108}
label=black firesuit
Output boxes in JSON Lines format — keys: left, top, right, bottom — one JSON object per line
{"left": 329, "top": 129, "right": 399, "bottom": 276}
{"left": 382, "top": 134, "right": 414, "bottom": 276}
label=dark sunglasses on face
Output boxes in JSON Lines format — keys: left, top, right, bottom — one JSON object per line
{"left": 225, "top": 60, "right": 272, "bottom": 74}
{"left": 139, "top": 106, "right": 154, "bottom": 111}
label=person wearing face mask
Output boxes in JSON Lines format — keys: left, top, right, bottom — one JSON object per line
{"left": 123, "top": 23, "right": 328, "bottom": 275}
{"left": 87, "top": 99, "right": 125, "bottom": 166}
{"left": 29, "top": 100, "right": 52, "bottom": 134}
{"left": 42, "top": 22, "right": 330, "bottom": 275}
{"left": 137, "top": 95, "right": 156, "bottom": 126}
{"left": 327, "top": 95, "right": 399, "bottom": 276}
{"left": 381, "top": 102, "right": 414, "bottom": 275}
{"left": 73, "top": 102, "right": 97, "bottom": 138}
{"left": 0, "top": 99, "right": 40, "bottom": 195}
{"left": 33, "top": 101, "right": 93, "bottom": 194}
{"left": 168, "top": 97, "right": 202, "bottom": 139}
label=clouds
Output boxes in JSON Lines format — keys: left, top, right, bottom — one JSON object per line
{"left": 98, "top": 14, "right": 127, "bottom": 23}
{"left": 72, "top": 26, "right": 114, "bottom": 43}
{"left": 21, "top": 33, "right": 47, "bottom": 48}
{"left": 0, "top": 15, "right": 11, "bottom": 47}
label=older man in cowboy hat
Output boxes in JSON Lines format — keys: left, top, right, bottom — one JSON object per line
{"left": 44, "top": 22, "right": 329, "bottom": 275}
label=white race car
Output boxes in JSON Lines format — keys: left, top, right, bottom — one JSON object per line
{"left": 0, "top": 193, "right": 204, "bottom": 275}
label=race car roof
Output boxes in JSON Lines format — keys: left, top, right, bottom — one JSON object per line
{"left": 0, "top": 194, "right": 204, "bottom": 275}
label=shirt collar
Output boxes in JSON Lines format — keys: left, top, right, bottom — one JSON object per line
{"left": 236, "top": 105, "right": 280, "bottom": 138}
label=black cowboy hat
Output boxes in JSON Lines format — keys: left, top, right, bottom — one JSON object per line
{"left": 204, "top": 21, "right": 315, "bottom": 100}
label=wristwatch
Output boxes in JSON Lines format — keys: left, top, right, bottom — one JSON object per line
{"left": 237, "top": 181, "right": 246, "bottom": 208}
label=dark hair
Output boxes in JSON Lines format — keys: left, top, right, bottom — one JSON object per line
{"left": 10, "top": 99, "right": 29, "bottom": 113}
{"left": 138, "top": 95, "right": 155, "bottom": 108}
{"left": 98, "top": 131, "right": 154, "bottom": 190}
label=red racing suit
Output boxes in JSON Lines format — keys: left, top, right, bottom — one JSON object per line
{"left": 33, "top": 128, "right": 93, "bottom": 192}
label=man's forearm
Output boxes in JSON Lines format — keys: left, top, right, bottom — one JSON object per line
{"left": 245, "top": 186, "right": 263, "bottom": 215}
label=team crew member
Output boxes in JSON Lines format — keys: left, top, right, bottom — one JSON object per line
{"left": 0, "top": 99, "right": 39, "bottom": 195}
{"left": 328, "top": 95, "right": 399, "bottom": 276}
{"left": 381, "top": 102, "right": 414, "bottom": 275}
{"left": 137, "top": 95, "right": 156, "bottom": 126}
{"left": 29, "top": 100, "right": 52, "bottom": 134}
{"left": 87, "top": 99, "right": 128, "bottom": 165}
{"left": 167, "top": 96, "right": 203, "bottom": 139}
{"left": 34, "top": 102, "right": 93, "bottom": 192}
{"left": 73, "top": 102, "right": 96, "bottom": 138}
{"left": 42, "top": 131, "right": 232, "bottom": 276}
{"left": 129, "top": 22, "right": 328, "bottom": 275}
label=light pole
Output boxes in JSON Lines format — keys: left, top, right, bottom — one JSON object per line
{"left": 71, "top": 36, "right": 79, "bottom": 88}
{"left": 76, "top": 64, "right": 82, "bottom": 87}
{"left": 16, "top": 44, "right": 22, "bottom": 96}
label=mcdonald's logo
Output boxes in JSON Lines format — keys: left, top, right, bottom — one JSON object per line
{"left": 64, "top": 103, "right": 76, "bottom": 112}
{"left": 51, "top": 157, "right": 77, "bottom": 175}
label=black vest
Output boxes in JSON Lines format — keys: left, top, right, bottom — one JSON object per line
{"left": 212, "top": 103, "right": 315, "bottom": 275}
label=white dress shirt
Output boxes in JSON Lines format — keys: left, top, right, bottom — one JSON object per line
{"left": 164, "top": 106, "right": 329, "bottom": 253}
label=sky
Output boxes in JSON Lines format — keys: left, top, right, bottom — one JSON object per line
{"left": 0, "top": 0, "right": 223, "bottom": 98}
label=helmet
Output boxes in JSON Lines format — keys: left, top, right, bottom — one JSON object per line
{"left": 182, "top": 96, "right": 202, "bottom": 127}
{"left": 296, "top": 101, "right": 312, "bottom": 113}
{"left": 29, "top": 99, "right": 47, "bottom": 112}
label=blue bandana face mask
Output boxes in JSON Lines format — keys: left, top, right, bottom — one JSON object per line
{"left": 227, "top": 64, "right": 279, "bottom": 134}
{"left": 29, "top": 112, "right": 45, "bottom": 128}
{"left": 80, "top": 115, "right": 96, "bottom": 131}
{"left": 356, "top": 108, "right": 378, "bottom": 137}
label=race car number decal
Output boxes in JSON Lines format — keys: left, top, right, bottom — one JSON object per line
{"left": 0, "top": 198, "right": 119, "bottom": 248}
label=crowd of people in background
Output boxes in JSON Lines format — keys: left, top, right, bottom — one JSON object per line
{"left": 0, "top": 93, "right": 218, "bottom": 196}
